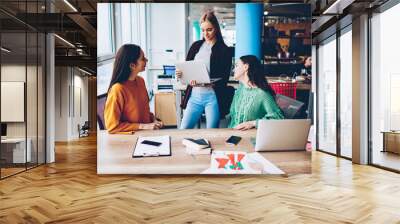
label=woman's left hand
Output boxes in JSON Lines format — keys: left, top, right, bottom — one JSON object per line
{"left": 155, "top": 119, "right": 164, "bottom": 129}
{"left": 234, "top": 121, "right": 256, "bottom": 131}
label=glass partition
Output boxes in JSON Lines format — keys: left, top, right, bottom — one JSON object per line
{"left": 0, "top": 1, "right": 46, "bottom": 179}
{"left": 1, "top": 31, "right": 28, "bottom": 177}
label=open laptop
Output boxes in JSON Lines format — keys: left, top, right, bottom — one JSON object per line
{"left": 175, "top": 61, "right": 221, "bottom": 84}
{"left": 255, "top": 119, "right": 311, "bottom": 151}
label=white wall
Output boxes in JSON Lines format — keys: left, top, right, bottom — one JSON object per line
{"left": 1, "top": 65, "right": 37, "bottom": 137}
{"left": 148, "top": 3, "right": 186, "bottom": 68}
{"left": 1, "top": 63, "right": 46, "bottom": 164}
{"left": 147, "top": 3, "right": 187, "bottom": 89}
{"left": 55, "top": 67, "right": 89, "bottom": 141}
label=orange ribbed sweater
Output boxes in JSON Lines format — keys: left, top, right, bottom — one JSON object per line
{"left": 104, "top": 76, "right": 152, "bottom": 134}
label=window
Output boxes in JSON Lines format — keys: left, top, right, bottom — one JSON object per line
{"left": 317, "top": 35, "right": 337, "bottom": 155}
{"left": 120, "top": 5, "right": 132, "bottom": 46}
{"left": 97, "top": 62, "right": 114, "bottom": 95}
{"left": 370, "top": 3, "right": 400, "bottom": 171}
{"left": 97, "top": 3, "right": 114, "bottom": 58}
{"left": 339, "top": 27, "right": 352, "bottom": 158}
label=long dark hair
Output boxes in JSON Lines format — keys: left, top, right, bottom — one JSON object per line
{"left": 240, "top": 55, "right": 276, "bottom": 97}
{"left": 107, "top": 44, "right": 141, "bottom": 92}
{"left": 200, "top": 11, "right": 224, "bottom": 44}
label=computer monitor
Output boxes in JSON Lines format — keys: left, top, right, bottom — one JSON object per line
{"left": 1, "top": 123, "right": 7, "bottom": 137}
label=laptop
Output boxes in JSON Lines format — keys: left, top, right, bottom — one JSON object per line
{"left": 255, "top": 119, "right": 311, "bottom": 151}
{"left": 175, "top": 61, "right": 221, "bottom": 84}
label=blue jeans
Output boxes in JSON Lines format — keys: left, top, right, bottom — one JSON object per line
{"left": 180, "top": 90, "right": 220, "bottom": 129}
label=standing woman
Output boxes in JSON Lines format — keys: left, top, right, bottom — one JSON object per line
{"left": 176, "top": 11, "right": 232, "bottom": 129}
{"left": 104, "top": 44, "right": 163, "bottom": 134}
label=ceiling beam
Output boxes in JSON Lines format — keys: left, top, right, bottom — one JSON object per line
{"left": 67, "top": 13, "right": 97, "bottom": 39}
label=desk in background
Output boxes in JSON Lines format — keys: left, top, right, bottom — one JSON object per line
{"left": 381, "top": 131, "right": 400, "bottom": 154}
{"left": 1, "top": 138, "right": 32, "bottom": 164}
{"left": 97, "top": 129, "right": 311, "bottom": 175}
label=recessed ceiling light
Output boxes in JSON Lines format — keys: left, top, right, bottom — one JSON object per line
{"left": 63, "top": 0, "right": 78, "bottom": 12}
{"left": 78, "top": 67, "right": 93, "bottom": 76}
{"left": 54, "top": 34, "right": 75, "bottom": 48}
{"left": 1, "top": 47, "right": 11, "bottom": 53}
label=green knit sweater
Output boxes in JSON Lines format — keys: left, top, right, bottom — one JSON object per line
{"left": 228, "top": 84, "right": 284, "bottom": 128}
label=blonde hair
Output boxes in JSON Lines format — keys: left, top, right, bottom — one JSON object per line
{"left": 200, "top": 11, "right": 223, "bottom": 43}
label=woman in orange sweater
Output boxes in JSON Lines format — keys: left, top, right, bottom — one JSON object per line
{"left": 104, "top": 44, "right": 163, "bottom": 134}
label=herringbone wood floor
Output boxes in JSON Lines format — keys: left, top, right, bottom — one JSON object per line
{"left": 1, "top": 134, "right": 400, "bottom": 224}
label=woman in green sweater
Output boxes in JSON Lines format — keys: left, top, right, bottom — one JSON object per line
{"left": 229, "top": 55, "right": 284, "bottom": 130}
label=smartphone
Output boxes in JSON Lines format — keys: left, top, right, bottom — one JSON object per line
{"left": 226, "top": 136, "right": 242, "bottom": 145}
{"left": 141, "top": 140, "right": 162, "bottom": 147}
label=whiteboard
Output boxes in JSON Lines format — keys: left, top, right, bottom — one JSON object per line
{"left": 1, "top": 82, "right": 25, "bottom": 122}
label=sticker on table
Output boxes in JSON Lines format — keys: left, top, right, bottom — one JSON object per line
{"left": 202, "top": 151, "right": 261, "bottom": 174}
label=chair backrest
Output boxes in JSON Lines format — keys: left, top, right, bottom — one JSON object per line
{"left": 97, "top": 93, "right": 107, "bottom": 130}
{"left": 82, "top": 121, "right": 90, "bottom": 129}
{"left": 275, "top": 94, "right": 304, "bottom": 119}
{"left": 270, "top": 82, "right": 297, "bottom": 99}
{"left": 220, "top": 85, "right": 236, "bottom": 118}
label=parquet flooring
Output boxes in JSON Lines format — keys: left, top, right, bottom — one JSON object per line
{"left": 0, "top": 134, "right": 399, "bottom": 223}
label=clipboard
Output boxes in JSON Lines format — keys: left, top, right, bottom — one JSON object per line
{"left": 132, "top": 135, "right": 172, "bottom": 158}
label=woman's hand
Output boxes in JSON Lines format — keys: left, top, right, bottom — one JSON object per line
{"left": 139, "top": 122, "right": 162, "bottom": 130}
{"left": 175, "top": 69, "right": 183, "bottom": 79}
{"left": 175, "top": 68, "right": 196, "bottom": 86}
{"left": 234, "top": 121, "right": 256, "bottom": 131}
{"left": 155, "top": 119, "right": 164, "bottom": 129}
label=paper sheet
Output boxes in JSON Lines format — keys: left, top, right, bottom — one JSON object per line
{"left": 132, "top": 135, "right": 170, "bottom": 157}
{"left": 246, "top": 152, "right": 285, "bottom": 174}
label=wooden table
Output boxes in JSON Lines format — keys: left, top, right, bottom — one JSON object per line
{"left": 98, "top": 129, "right": 311, "bottom": 175}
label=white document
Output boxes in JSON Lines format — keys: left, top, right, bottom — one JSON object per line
{"left": 175, "top": 61, "right": 212, "bottom": 84}
{"left": 246, "top": 152, "right": 285, "bottom": 175}
{"left": 133, "top": 136, "right": 171, "bottom": 157}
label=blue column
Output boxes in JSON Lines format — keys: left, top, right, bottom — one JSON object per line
{"left": 235, "top": 3, "right": 263, "bottom": 60}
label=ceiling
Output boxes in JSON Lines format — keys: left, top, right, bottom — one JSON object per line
{"left": 0, "top": 0, "right": 97, "bottom": 74}
{"left": 310, "top": 0, "right": 390, "bottom": 41}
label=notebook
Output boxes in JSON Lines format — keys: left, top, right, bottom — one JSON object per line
{"left": 132, "top": 135, "right": 171, "bottom": 158}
